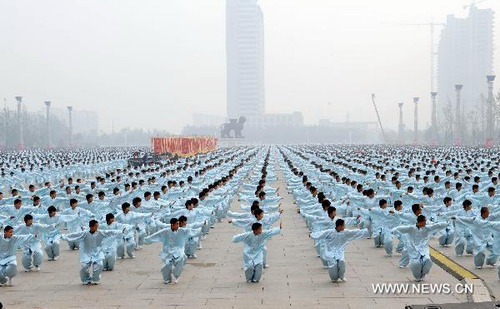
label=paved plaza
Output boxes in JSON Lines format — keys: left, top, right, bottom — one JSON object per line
{"left": 0, "top": 169, "right": 482, "bottom": 309}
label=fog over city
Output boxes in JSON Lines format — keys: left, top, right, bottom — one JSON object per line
{"left": 3, "top": 2, "right": 500, "bottom": 309}
{"left": 2, "top": 0, "right": 500, "bottom": 134}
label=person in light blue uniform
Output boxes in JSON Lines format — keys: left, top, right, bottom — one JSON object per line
{"left": 230, "top": 208, "right": 282, "bottom": 268}
{"left": 178, "top": 215, "right": 206, "bottom": 259}
{"left": 100, "top": 213, "right": 134, "bottom": 271}
{"left": 15, "top": 214, "right": 54, "bottom": 272}
{"left": 144, "top": 217, "right": 201, "bottom": 284}
{"left": 423, "top": 197, "right": 457, "bottom": 247}
{"left": 311, "top": 219, "right": 368, "bottom": 283}
{"left": 60, "top": 198, "right": 95, "bottom": 250}
{"left": 452, "top": 200, "right": 476, "bottom": 256}
{"left": 36, "top": 206, "right": 78, "bottom": 261}
{"left": 232, "top": 222, "right": 281, "bottom": 283}
{"left": 0, "top": 198, "right": 35, "bottom": 226}
{"left": 61, "top": 219, "right": 125, "bottom": 285}
{"left": 0, "top": 225, "right": 35, "bottom": 286}
{"left": 394, "top": 215, "right": 448, "bottom": 282}
{"left": 115, "top": 202, "right": 152, "bottom": 258}
{"left": 452, "top": 207, "right": 500, "bottom": 269}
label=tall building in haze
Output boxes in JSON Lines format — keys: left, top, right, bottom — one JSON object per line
{"left": 438, "top": 5, "right": 494, "bottom": 116}
{"left": 226, "top": 0, "right": 265, "bottom": 118}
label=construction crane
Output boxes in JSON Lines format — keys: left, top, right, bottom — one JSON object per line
{"left": 464, "top": 0, "right": 488, "bottom": 10}
{"left": 371, "top": 94, "right": 387, "bottom": 143}
{"left": 385, "top": 21, "right": 445, "bottom": 92}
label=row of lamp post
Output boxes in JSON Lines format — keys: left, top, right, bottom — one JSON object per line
{"left": 397, "top": 75, "right": 496, "bottom": 146}
{"left": 11, "top": 96, "right": 73, "bottom": 149}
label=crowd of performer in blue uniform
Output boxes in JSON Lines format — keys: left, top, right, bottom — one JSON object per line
{"left": 1, "top": 145, "right": 499, "bottom": 286}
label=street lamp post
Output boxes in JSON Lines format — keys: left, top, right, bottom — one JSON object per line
{"left": 486, "top": 76, "right": 496, "bottom": 146}
{"left": 67, "top": 106, "right": 73, "bottom": 146}
{"left": 413, "top": 97, "right": 419, "bottom": 144}
{"left": 431, "top": 92, "right": 438, "bottom": 145}
{"left": 398, "top": 103, "right": 404, "bottom": 143}
{"left": 454, "top": 85, "right": 463, "bottom": 145}
{"left": 44, "top": 101, "right": 51, "bottom": 148}
{"left": 15, "top": 96, "right": 24, "bottom": 149}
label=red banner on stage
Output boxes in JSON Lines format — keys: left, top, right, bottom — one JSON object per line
{"left": 151, "top": 137, "right": 218, "bottom": 157}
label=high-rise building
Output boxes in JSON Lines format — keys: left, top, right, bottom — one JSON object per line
{"left": 438, "top": 5, "right": 494, "bottom": 119}
{"left": 226, "top": 0, "right": 265, "bottom": 118}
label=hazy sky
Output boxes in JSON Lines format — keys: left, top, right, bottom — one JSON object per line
{"left": 1, "top": 0, "right": 500, "bottom": 133}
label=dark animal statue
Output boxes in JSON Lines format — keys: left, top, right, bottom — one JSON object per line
{"left": 221, "top": 116, "right": 246, "bottom": 138}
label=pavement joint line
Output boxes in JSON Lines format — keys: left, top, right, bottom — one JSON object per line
{"left": 430, "top": 246, "right": 494, "bottom": 302}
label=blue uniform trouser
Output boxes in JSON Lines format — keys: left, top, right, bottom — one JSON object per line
{"left": 67, "top": 240, "right": 79, "bottom": 250}
{"left": 117, "top": 238, "right": 135, "bottom": 258}
{"left": 399, "top": 249, "right": 410, "bottom": 267}
{"left": 396, "top": 240, "right": 404, "bottom": 253}
{"left": 22, "top": 248, "right": 43, "bottom": 270}
{"left": 103, "top": 251, "right": 116, "bottom": 271}
{"left": 374, "top": 231, "right": 384, "bottom": 248}
{"left": 474, "top": 244, "right": 497, "bottom": 267}
{"left": 245, "top": 263, "right": 263, "bottom": 282}
{"left": 438, "top": 228, "right": 454, "bottom": 246}
{"left": 328, "top": 259, "right": 346, "bottom": 281}
{"left": 410, "top": 255, "right": 432, "bottom": 281}
{"left": 185, "top": 241, "right": 198, "bottom": 257}
{"left": 455, "top": 233, "right": 473, "bottom": 256}
{"left": 0, "top": 262, "right": 17, "bottom": 283}
{"left": 45, "top": 240, "right": 60, "bottom": 259}
{"left": 383, "top": 232, "right": 394, "bottom": 256}
{"left": 80, "top": 261, "right": 103, "bottom": 283}
{"left": 161, "top": 256, "right": 185, "bottom": 282}
{"left": 135, "top": 229, "right": 146, "bottom": 247}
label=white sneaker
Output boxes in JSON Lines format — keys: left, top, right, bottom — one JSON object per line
{"left": 340, "top": 277, "right": 347, "bottom": 282}
{"left": 475, "top": 266, "right": 483, "bottom": 269}
{"left": 163, "top": 280, "right": 171, "bottom": 284}
{"left": 53, "top": 256, "right": 59, "bottom": 261}
{"left": 264, "top": 264, "right": 269, "bottom": 268}
{"left": 197, "top": 244, "right": 203, "bottom": 249}
{"left": 173, "top": 277, "right": 179, "bottom": 284}
{"left": 82, "top": 281, "right": 91, "bottom": 285}
{"left": 91, "top": 281, "right": 99, "bottom": 285}
{"left": 7, "top": 277, "right": 13, "bottom": 286}
{"left": 34, "top": 266, "right": 40, "bottom": 272}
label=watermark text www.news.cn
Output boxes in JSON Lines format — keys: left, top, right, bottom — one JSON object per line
{"left": 372, "top": 283, "right": 474, "bottom": 295}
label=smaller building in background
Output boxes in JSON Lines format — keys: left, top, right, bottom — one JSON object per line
{"left": 245, "top": 112, "right": 304, "bottom": 129}
{"left": 47, "top": 107, "right": 99, "bottom": 135}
